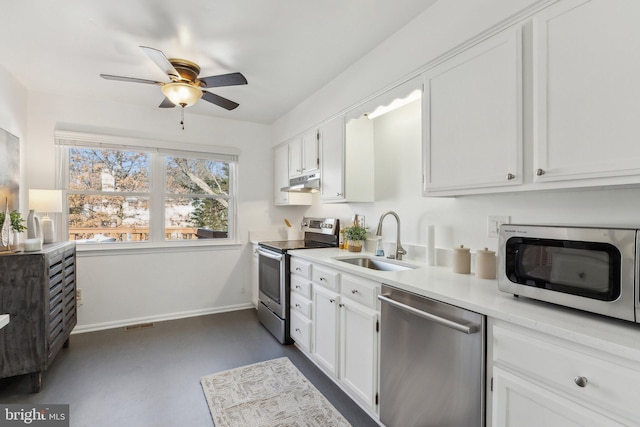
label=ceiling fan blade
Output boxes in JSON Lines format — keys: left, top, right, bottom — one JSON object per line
{"left": 100, "top": 74, "right": 163, "bottom": 85}
{"left": 159, "top": 97, "right": 175, "bottom": 108}
{"left": 202, "top": 91, "right": 239, "bottom": 110}
{"left": 200, "top": 72, "right": 248, "bottom": 88}
{"left": 140, "top": 46, "right": 180, "bottom": 79}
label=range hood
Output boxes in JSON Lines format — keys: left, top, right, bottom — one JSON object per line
{"left": 281, "top": 172, "right": 320, "bottom": 193}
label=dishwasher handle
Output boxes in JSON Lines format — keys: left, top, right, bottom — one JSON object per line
{"left": 378, "top": 294, "right": 478, "bottom": 334}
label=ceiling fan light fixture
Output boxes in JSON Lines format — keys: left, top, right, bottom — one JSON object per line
{"left": 161, "top": 82, "right": 202, "bottom": 107}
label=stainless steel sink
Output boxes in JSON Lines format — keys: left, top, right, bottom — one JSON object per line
{"left": 336, "top": 256, "right": 417, "bottom": 271}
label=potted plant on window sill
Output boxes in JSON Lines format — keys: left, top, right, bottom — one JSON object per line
{"left": 343, "top": 225, "right": 367, "bottom": 252}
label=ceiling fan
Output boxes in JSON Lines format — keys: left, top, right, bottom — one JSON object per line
{"left": 100, "top": 46, "right": 247, "bottom": 128}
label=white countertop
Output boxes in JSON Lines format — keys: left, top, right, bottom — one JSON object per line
{"left": 0, "top": 314, "right": 9, "bottom": 330}
{"left": 289, "top": 248, "right": 640, "bottom": 361}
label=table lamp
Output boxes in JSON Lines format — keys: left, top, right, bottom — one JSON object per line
{"left": 29, "top": 189, "right": 63, "bottom": 244}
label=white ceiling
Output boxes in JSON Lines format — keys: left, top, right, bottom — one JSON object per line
{"left": 0, "top": 0, "right": 438, "bottom": 124}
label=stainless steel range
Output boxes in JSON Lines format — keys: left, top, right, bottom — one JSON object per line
{"left": 257, "top": 217, "right": 339, "bottom": 344}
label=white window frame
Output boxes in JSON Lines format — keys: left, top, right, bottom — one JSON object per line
{"left": 55, "top": 131, "right": 240, "bottom": 253}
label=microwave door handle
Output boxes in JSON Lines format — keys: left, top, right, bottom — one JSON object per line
{"left": 257, "top": 248, "right": 284, "bottom": 261}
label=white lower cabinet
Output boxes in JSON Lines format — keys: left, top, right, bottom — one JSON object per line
{"left": 292, "top": 257, "right": 380, "bottom": 416}
{"left": 312, "top": 284, "right": 340, "bottom": 376}
{"left": 339, "top": 296, "right": 378, "bottom": 409}
{"left": 490, "top": 320, "right": 640, "bottom": 427}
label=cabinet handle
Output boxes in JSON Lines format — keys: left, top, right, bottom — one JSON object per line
{"left": 506, "top": 173, "right": 516, "bottom": 180}
{"left": 295, "top": 285, "right": 301, "bottom": 289}
{"left": 351, "top": 289, "right": 358, "bottom": 294}
{"left": 329, "top": 298, "right": 336, "bottom": 303}
{"left": 536, "top": 168, "right": 545, "bottom": 176}
{"left": 295, "top": 328, "right": 301, "bottom": 333}
{"left": 574, "top": 376, "right": 588, "bottom": 388}
{"left": 295, "top": 267, "right": 301, "bottom": 271}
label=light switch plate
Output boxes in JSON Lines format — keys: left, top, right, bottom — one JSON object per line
{"left": 487, "top": 216, "right": 510, "bottom": 238}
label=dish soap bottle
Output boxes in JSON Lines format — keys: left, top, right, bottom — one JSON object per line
{"left": 375, "top": 237, "right": 384, "bottom": 257}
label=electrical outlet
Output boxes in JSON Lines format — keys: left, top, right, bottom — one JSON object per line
{"left": 76, "top": 288, "right": 82, "bottom": 301}
{"left": 487, "top": 216, "right": 510, "bottom": 238}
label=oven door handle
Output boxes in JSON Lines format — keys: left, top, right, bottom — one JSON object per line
{"left": 257, "top": 248, "right": 284, "bottom": 261}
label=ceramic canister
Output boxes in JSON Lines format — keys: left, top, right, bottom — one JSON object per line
{"left": 475, "top": 247, "right": 497, "bottom": 279}
{"left": 452, "top": 245, "right": 471, "bottom": 274}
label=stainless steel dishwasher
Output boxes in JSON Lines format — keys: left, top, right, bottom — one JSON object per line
{"left": 378, "top": 284, "right": 485, "bottom": 427}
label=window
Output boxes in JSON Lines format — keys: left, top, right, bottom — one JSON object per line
{"left": 57, "top": 132, "right": 237, "bottom": 244}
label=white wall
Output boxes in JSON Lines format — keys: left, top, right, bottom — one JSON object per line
{"left": 273, "top": 0, "right": 640, "bottom": 266}
{"left": 26, "top": 91, "right": 274, "bottom": 331}
{"left": 0, "top": 65, "right": 28, "bottom": 211}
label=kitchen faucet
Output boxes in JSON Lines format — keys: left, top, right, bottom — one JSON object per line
{"left": 375, "top": 211, "right": 406, "bottom": 261}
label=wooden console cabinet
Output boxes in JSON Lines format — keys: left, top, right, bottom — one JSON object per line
{"left": 0, "top": 242, "right": 77, "bottom": 392}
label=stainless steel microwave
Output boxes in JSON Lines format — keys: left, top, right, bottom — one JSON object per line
{"left": 498, "top": 224, "right": 639, "bottom": 323}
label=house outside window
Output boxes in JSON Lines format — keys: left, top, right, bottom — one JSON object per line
{"left": 56, "top": 132, "right": 237, "bottom": 244}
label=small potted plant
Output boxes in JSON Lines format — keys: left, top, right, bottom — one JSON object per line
{"left": 343, "top": 225, "right": 367, "bottom": 252}
{"left": 0, "top": 209, "right": 27, "bottom": 250}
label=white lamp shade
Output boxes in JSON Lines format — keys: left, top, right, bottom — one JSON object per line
{"left": 29, "top": 189, "right": 63, "bottom": 213}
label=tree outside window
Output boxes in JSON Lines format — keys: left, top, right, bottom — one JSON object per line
{"left": 65, "top": 146, "right": 233, "bottom": 243}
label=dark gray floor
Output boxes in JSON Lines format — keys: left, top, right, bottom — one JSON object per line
{"left": 0, "top": 309, "right": 379, "bottom": 427}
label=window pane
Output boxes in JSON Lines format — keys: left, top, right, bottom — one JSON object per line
{"left": 165, "top": 157, "right": 229, "bottom": 195}
{"left": 165, "top": 197, "right": 228, "bottom": 240}
{"left": 69, "top": 148, "right": 150, "bottom": 192}
{"left": 67, "top": 194, "right": 150, "bottom": 242}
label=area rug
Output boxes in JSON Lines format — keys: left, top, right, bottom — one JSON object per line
{"left": 200, "top": 357, "right": 352, "bottom": 427}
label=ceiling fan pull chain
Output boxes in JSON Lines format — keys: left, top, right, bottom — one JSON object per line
{"left": 180, "top": 106, "right": 185, "bottom": 130}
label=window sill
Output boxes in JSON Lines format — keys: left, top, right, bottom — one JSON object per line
{"left": 76, "top": 240, "right": 243, "bottom": 257}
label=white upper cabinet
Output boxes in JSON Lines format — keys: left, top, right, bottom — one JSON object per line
{"left": 532, "top": 0, "right": 640, "bottom": 184}
{"left": 423, "top": 27, "right": 523, "bottom": 195}
{"left": 273, "top": 144, "right": 311, "bottom": 206}
{"left": 289, "top": 130, "right": 319, "bottom": 178}
{"left": 320, "top": 115, "right": 374, "bottom": 203}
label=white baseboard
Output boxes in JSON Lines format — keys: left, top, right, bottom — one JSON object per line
{"left": 71, "top": 303, "right": 255, "bottom": 334}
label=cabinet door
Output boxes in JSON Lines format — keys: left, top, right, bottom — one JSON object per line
{"left": 339, "top": 298, "right": 378, "bottom": 411}
{"left": 423, "top": 27, "right": 522, "bottom": 194}
{"left": 274, "top": 145, "right": 290, "bottom": 205}
{"left": 275, "top": 145, "right": 311, "bottom": 206}
{"left": 492, "top": 367, "right": 624, "bottom": 427}
{"left": 320, "top": 116, "right": 346, "bottom": 202}
{"left": 532, "top": 0, "right": 640, "bottom": 183}
{"left": 312, "top": 285, "right": 340, "bottom": 376}
{"left": 301, "top": 130, "right": 319, "bottom": 175}
{"left": 288, "top": 138, "right": 303, "bottom": 178}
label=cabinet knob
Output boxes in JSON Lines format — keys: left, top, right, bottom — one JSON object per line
{"left": 336, "top": 192, "right": 343, "bottom": 197}
{"left": 329, "top": 298, "right": 336, "bottom": 303}
{"left": 506, "top": 173, "right": 516, "bottom": 180}
{"left": 339, "top": 303, "right": 344, "bottom": 308}
{"left": 295, "top": 267, "right": 301, "bottom": 271}
{"left": 295, "top": 303, "right": 301, "bottom": 308}
{"left": 536, "top": 168, "right": 545, "bottom": 176}
{"left": 295, "top": 285, "right": 301, "bottom": 289}
{"left": 295, "top": 328, "right": 301, "bottom": 333}
{"left": 574, "top": 376, "right": 588, "bottom": 388}
{"left": 351, "top": 289, "right": 358, "bottom": 294}
{"left": 320, "top": 277, "right": 326, "bottom": 281}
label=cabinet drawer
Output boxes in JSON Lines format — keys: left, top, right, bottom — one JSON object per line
{"left": 312, "top": 265, "right": 340, "bottom": 291}
{"left": 291, "top": 275, "right": 312, "bottom": 299}
{"left": 493, "top": 323, "right": 640, "bottom": 421}
{"left": 290, "top": 310, "right": 311, "bottom": 351}
{"left": 340, "top": 274, "right": 379, "bottom": 309}
{"left": 290, "top": 258, "right": 312, "bottom": 279}
{"left": 290, "top": 292, "right": 312, "bottom": 318}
